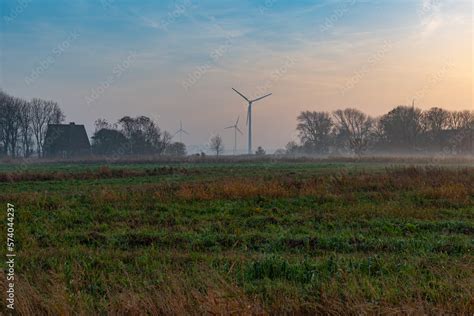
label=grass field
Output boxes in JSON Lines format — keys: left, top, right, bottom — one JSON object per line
{"left": 0, "top": 159, "right": 473, "bottom": 314}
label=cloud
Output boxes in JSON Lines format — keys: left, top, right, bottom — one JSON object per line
{"left": 419, "top": 0, "right": 444, "bottom": 37}
{"left": 421, "top": 15, "right": 444, "bottom": 37}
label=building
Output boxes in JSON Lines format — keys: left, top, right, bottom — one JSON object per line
{"left": 43, "top": 122, "right": 91, "bottom": 158}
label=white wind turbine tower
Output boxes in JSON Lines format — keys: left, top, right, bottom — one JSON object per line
{"left": 232, "top": 88, "right": 272, "bottom": 155}
{"left": 225, "top": 116, "right": 243, "bottom": 155}
{"left": 173, "top": 121, "right": 189, "bottom": 143}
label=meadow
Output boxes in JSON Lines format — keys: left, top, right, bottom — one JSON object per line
{"left": 0, "top": 158, "right": 473, "bottom": 314}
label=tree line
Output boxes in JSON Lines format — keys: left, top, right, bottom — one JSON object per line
{"left": 91, "top": 117, "right": 187, "bottom": 157}
{"left": 0, "top": 90, "right": 189, "bottom": 158}
{"left": 289, "top": 106, "right": 473, "bottom": 155}
{"left": 1, "top": 89, "right": 473, "bottom": 158}
{"left": 0, "top": 91, "right": 64, "bottom": 158}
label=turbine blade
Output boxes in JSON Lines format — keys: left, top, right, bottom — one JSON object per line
{"left": 236, "top": 116, "right": 240, "bottom": 125}
{"left": 252, "top": 93, "right": 272, "bottom": 102}
{"left": 183, "top": 130, "right": 190, "bottom": 135}
{"left": 232, "top": 88, "right": 249, "bottom": 102}
{"left": 236, "top": 127, "right": 244, "bottom": 135}
{"left": 225, "top": 126, "right": 234, "bottom": 129}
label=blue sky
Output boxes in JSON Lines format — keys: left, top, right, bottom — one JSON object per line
{"left": 1, "top": 0, "right": 472, "bottom": 152}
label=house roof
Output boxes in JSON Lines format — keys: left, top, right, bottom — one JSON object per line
{"left": 44, "top": 123, "right": 90, "bottom": 153}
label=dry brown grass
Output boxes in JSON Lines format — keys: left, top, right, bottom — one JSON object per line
{"left": 0, "top": 270, "right": 265, "bottom": 316}
{"left": 176, "top": 179, "right": 291, "bottom": 201}
{"left": 145, "top": 167, "right": 474, "bottom": 203}
{"left": 3, "top": 167, "right": 472, "bottom": 212}
{"left": 2, "top": 269, "right": 472, "bottom": 315}
{"left": 0, "top": 271, "right": 75, "bottom": 315}
{"left": 0, "top": 166, "right": 192, "bottom": 183}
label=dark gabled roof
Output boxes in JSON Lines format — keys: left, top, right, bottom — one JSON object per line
{"left": 44, "top": 123, "right": 90, "bottom": 154}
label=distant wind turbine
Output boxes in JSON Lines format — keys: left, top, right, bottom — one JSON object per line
{"left": 225, "top": 116, "right": 243, "bottom": 155}
{"left": 232, "top": 88, "right": 272, "bottom": 155}
{"left": 173, "top": 121, "right": 189, "bottom": 143}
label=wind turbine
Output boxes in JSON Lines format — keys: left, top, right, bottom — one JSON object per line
{"left": 225, "top": 116, "right": 243, "bottom": 155}
{"left": 173, "top": 121, "right": 189, "bottom": 143}
{"left": 232, "top": 88, "right": 272, "bottom": 155}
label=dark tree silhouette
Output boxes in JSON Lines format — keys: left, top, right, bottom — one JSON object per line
{"left": 333, "top": 108, "right": 374, "bottom": 155}
{"left": 255, "top": 146, "right": 266, "bottom": 155}
{"left": 297, "top": 111, "right": 333, "bottom": 153}
{"left": 92, "top": 128, "right": 128, "bottom": 155}
{"left": 209, "top": 135, "right": 224, "bottom": 156}
{"left": 31, "top": 98, "right": 65, "bottom": 157}
{"left": 165, "top": 142, "right": 187, "bottom": 157}
{"left": 379, "top": 106, "right": 424, "bottom": 151}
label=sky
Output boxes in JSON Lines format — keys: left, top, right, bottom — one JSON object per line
{"left": 1, "top": 0, "right": 472, "bottom": 153}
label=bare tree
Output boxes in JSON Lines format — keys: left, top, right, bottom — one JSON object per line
{"left": 31, "top": 99, "right": 47, "bottom": 157}
{"left": 209, "top": 134, "right": 224, "bottom": 156}
{"left": 0, "top": 92, "right": 22, "bottom": 157}
{"left": 297, "top": 111, "right": 333, "bottom": 153}
{"left": 0, "top": 91, "right": 9, "bottom": 156}
{"left": 158, "top": 131, "right": 173, "bottom": 154}
{"left": 379, "top": 105, "right": 425, "bottom": 151}
{"left": 31, "top": 98, "right": 65, "bottom": 157}
{"left": 94, "top": 118, "right": 113, "bottom": 132}
{"left": 117, "top": 116, "right": 135, "bottom": 154}
{"left": 422, "top": 107, "right": 450, "bottom": 149}
{"left": 333, "top": 108, "right": 374, "bottom": 155}
{"left": 423, "top": 107, "right": 450, "bottom": 132}
{"left": 448, "top": 110, "right": 472, "bottom": 130}
{"left": 18, "top": 99, "right": 34, "bottom": 157}
{"left": 117, "top": 116, "right": 165, "bottom": 155}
